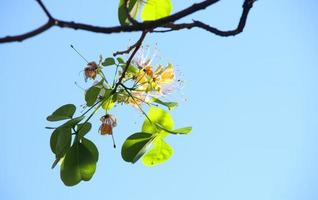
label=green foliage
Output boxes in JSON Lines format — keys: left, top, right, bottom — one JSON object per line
{"left": 151, "top": 97, "right": 178, "bottom": 110}
{"left": 142, "top": 139, "right": 173, "bottom": 166}
{"left": 47, "top": 104, "right": 76, "bottom": 121}
{"left": 122, "top": 107, "right": 191, "bottom": 165}
{"left": 102, "top": 57, "right": 116, "bottom": 66}
{"left": 101, "top": 90, "right": 115, "bottom": 111}
{"left": 47, "top": 105, "right": 87, "bottom": 170}
{"left": 47, "top": 48, "right": 191, "bottom": 186}
{"left": 141, "top": 0, "right": 173, "bottom": 21}
{"left": 170, "top": 127, "right": 192, "bottom": 135}
{"left": 60, "top": 139, "right": 98, "bottom": 186}
{"left": 117, "top": 0, "right": 173, "bottom": 24}
{"left": 126, "top": 64, "right": 139, "bottom": 74}
{"left": 82, "top": 138, "right": 99, "bottom": 162}
{"left": 142, "top": 107, "right": 174, "bottom": 135}
{"left": 121, "top": 132, "right": 155, "bottom": 163}
{"left": 50, "top": 127, "right": 72, "bottom": 158}
{"left": 85, "top": 85, "right": 101, "bottom": 106}
{"left": 116, "top": 57, "right": 125, "bottom": 64}
{"left": 61, "top": 116, "right": 85, "bottom": 128}
{"left": 77, "top": 122, "right": 92, "bottom": 138}
{"left": 118, "top": 0, "right": 140, "bottom": 25}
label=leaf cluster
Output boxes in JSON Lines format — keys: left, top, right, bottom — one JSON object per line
{"left": 46, "top": 53, "right": 192, "bottom": 186}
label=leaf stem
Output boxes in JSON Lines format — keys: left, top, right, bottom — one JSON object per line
{"left": 121, "top": 85, "right": 152, "bottom": 123}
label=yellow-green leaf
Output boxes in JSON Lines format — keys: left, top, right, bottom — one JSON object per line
{"left": 142, "top": 139, "right": 173, "bottom": 166}
{"left": 141, "top": 0, "right": 172, "bottom": 21}
{"left": 142, "top": 107, "right": 174, "bottom": 135}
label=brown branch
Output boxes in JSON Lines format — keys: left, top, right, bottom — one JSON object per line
{"left": 36, "top": 0, "right": 54, "bottom": 20}
{"left": 113, "top": 41, "right": 139, "bottom": 57}
{"left": 152, "top": 0, "right": 256, "bottom": 36}
{"left": 0, "top": 0, "right": 256, "bottom": 43}
{"left": 0, "top": 22, "right": 53, "bottom": 43}
{"left": 114, "top": 31, "right": 147, "bottom": 92}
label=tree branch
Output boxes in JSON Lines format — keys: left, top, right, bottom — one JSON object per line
{"left": 152, "top": 0, "right": 256, "bottom": 36}
{"left": 114, "top": 31, "right": 147, "bottom": 92}
{"left": 0, "top": 0, "right": 256, "bottom": 43}
{"left": 113, "top": 41, "right": 139, "bottom": 57}
{"left": 36, "top": 0, "right": 54, "bottom": 20}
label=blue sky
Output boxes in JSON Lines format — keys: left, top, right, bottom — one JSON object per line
{"left": 1, "top": 0, "right": 318, "bottom": 199}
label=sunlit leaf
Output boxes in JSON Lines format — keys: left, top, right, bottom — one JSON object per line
{"left": 142, "top": 107, "right": 174, "bottom": 135}
{"left": 170, "top": 127, "right": 192, "bottom": 135}
{"left": 156, "top": 125, "right": 192, "bottom": 135}
{"left": 121, "top": 132, "right": 155, "bottom": 163}
{"left": 60, "top": 140, "right": 97, "bottom": 186}
{"left": 102, "top": 96, "right": 115, "bottom": 111}
{"left": 47, "top": 104, "right": 76, "bottom": 121}
{"left": 142, "top": 139, "right": 173, "bottom": 166}
{"left": 151, "top": 97, "right": 178, "bottom": 110}
{"left": 141, "top": 0, "right": 172, "bottom": 21}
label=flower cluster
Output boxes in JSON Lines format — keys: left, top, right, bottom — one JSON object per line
{"left": 82, "top": 48, "right": 178, "bottom": 140}
{"left": 46, "top": 45, "right": 191, "bottom": 187}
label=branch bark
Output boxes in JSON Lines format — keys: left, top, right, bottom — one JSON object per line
{"left": 0, "top": 0, "right": 256, "bottom": 43}
{"left": 153, "top": 0, "right": 256, "bottom": 36}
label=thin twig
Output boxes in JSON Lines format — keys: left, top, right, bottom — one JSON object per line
{"left": 114, "top": 31, "right": 147, "bottom": 92}
{"left": 36, "top": 0, "right": 54, "bottom": 20}
{"left": 122, "top": 85, "right": 152, "bottom": 123}
{"left": 152, "top": 0, "right": 256, "bottom": 36}
{"left": 113, "top": 42, "right": 139, "bottom": 57}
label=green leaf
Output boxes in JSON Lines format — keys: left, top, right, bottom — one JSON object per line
{"left": 77, "top": 122, "right": 92, "bottom": 138}
{"left": 151, "top": 97, "right": 178, "bottom": 110}
{"left": 118, "top": 0, "right": 141, "bottom": 25}
{"left": 120, "top": 64, "right": 139, "bottom": 74}
{"left": 121, "top": 132, "right": 155, "bottom": 163}
{"left": 142, "top": 107, "right": 174, "bottom": 135}
{"left": 50, "top": 127, "right": 72, "bottom": 157}
{"left": 116, "top": 57, "right": 125, "bottom": 64}
{"left": 142, "top": 139, "right": 173, "bottom": 166}
{"left": 85, "top": 86, "right": 101, "bottom": 106}
{"left": 61, "top": 116, "right": 85, "bottom": 128}
{"left": 47, "top": 104, "right": 76, "bottom": 121}
{"left": 102, "top": 94, "right": 115, "bottom": 111}
{"left": 102, "top": 57, "right": 116, "bottom": 66}
{"left": 127, "top": 65, "right": 139, "bottom": 74}
{"left": 102, "top": 100, "right": 115, "bottom": 111}
{"left": 82, "top": 138, "right": 99, "bottom": 162}
{"left": 170, "top": 127, "right": 192, "bottom": 135}
{"left": 60, "top": 141, "right": 97, "bottom": 186}
{"left": 156, "top": 124, "right": 192, "bottom": 135}
{"left": 141, "top": 0, "right": 172, "bottom": 21}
